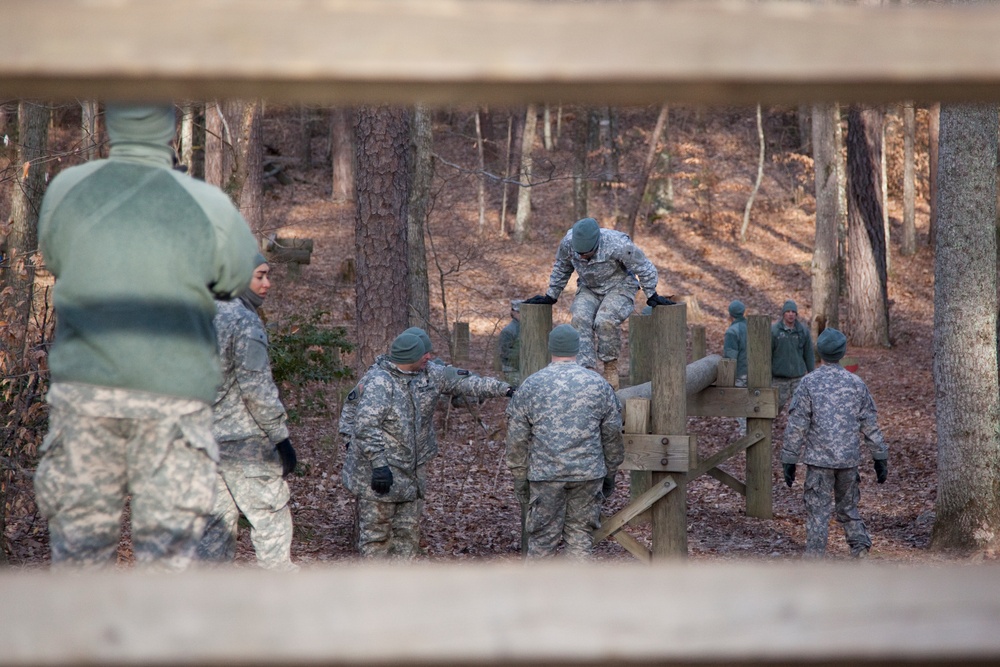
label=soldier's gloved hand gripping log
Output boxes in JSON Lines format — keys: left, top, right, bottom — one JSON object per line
{"left": 523, "top": 294, "right": 557, "bottom": 306}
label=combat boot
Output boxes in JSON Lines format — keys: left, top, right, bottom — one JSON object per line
{"left": 602, "top": 359, "right": 620, "bottom": 390}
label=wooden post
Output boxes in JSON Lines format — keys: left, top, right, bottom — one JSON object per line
{"left": 623, "top": 397, "right": 652, "bottom": 525}
{"left": 690, "top": 324, "right": 706, "bottom": 362}
{"left": 651, "top": 303, "right": 687, "bottom": 558}
{"left": 628, "top": 311, "right": 655, "bottom": 519}
{"left": 746, "top": 314, "right": 773, "bottom": 519}
{"left": 514, "top": 302, "right": 552, "bottom": 555}
{"left": 453, "top": 322, "right": 470, "bottom": 362}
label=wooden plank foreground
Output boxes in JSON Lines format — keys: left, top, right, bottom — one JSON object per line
{"left": 6, "top": 0, "right": 1000, "bottom": 105}
{"left": 1, "top": 562, "right": 999, "bottom": 665}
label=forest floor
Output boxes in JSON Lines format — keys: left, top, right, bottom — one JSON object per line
{"left": 0, "top": 104, "right": 968, "bottom": 566}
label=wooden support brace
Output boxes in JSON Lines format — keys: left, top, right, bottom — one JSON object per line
{"left": 621, "top": 434, "right": 693, "bottom": 472}
{"left": 688, "top": 386, "right": 778, "bottom": 419}
{"left": 688, "top": 430, "right": 765, "bottom": 480}
{"left": 594, "top": 475, "right": 677, "bottom": 543}
{"left": 715, "top": 358, "right": 736, "bottom": 386}
{"left": 611, "top": 530, "right": 651, "bottom": 563}
{"left": 707, "top": 467, "right": 747, "bottom": 496}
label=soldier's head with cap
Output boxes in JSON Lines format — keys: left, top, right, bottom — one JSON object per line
{"left": 510, "top": 299, "right": 522, "bottom": 321}
{"left": 571, "top": 218, "right": 601, "bottom": 260}
{"left": 781, "top": 299, "right": 798, "bottom": 327}
{"left": 389, "top": 331, "right": 427, "bottom": 372}
{"left": 548, "top": 324, "right": 580, "bottom": 361}
{"left": 403, "top": 326, "right": 434, "bottom": 360}
{"left": 728, "top": 300, "right": 746, "bottom": 320}
{"left": 816, "top": 328, "right": 847, "bottom": 363}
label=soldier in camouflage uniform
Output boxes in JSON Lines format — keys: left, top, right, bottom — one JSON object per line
{"left": 34, "top": 104, "right": 258, "bottom": 570}
{"left": 781, "top": 328, "right": 888, "bottom": 558}
{"left": 523, "top": 217, "right": 674, "bottom": 389}
{"left": 498, "top": 300, "right": 522, "bottom": 387}
{"left": 197, "top": 255, "right": 298, "bottom": 570}
{"left": 505, "top": 324, "right": 624, "bottom": 559}
{"left": 771, "top": 299, "right": 815, "bottom": 413}
{"left": 340, "top": 328, "right": 513, "bottom": 557}
{"left": 724, "top": 300, "right": 749, "bottom": 432}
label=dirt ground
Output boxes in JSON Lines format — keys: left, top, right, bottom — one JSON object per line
{"left": 0, "top": 104, "right": 955, "bottom": 566}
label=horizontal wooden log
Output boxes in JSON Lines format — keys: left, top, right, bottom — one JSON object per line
{"left": 621, "top": 434, "right": 693, "bottom": 472}
{"left": 617, "top": 354, "right": 720, "bottom": 403}
{"left": 688, "top": 386, "right": 778, "bottom": 419}
{"left": 8, "top": 1, "right": 1000, "bottom": 105}
{"left": 1, "top": 564, "right": 1000, "bottom": 665}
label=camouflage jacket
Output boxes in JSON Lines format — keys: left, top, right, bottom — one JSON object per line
{"left": 211, "top": 298, "right": 289, "bottom": 446}
{"left": 340, "top": 355, "right": 511, "bottom": 466}
{"left": 499, "top": 318, "right": 520, "bottom": 373}
{"left": 341, "top": 357, "right": 422, "bottom": 501}
{"left": 781, "top": 363, "right": 888, "bottom": 468}
{"left": 505, "top": 360, "right": 624, "bottom": 482}
{"left": 724, "top": 317, "right": 748, "bottom": 379}
{"left": 545, "top": 227, "right": 658, "bottom": 301}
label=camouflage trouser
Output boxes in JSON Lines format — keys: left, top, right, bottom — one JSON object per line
{"left": 772, "top": 376, "right": 803, "bottom": 414}
{"left": 525, "top": 478, "right": 603, "bottom": 560}
{"left": 356, "top": 498, "right": 421, "bottom": 559}
{"left": 734, "top": 376, "right": 747, "bottom": 433}
{"left": 570, "top": 285, "right": 636, "bottom": 369}
{"left": 803, "top": 465, "right": 872, "bottom": 557}
{"left": 197, "top": 437, "right": 294, "bottom": 570}
{"left": 34, "top": 383, "right": 217, "bottom": 571}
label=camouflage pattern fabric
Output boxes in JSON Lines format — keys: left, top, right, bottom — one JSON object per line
{"left": 506, "top": 361, "right": 624, "bottom": 482}
{"left": 772, "top": 376, "right": 802, "bottom": 414}
{"left": 724, "top": 316, "right": 748, "bottom": 380}
{"left": 356, "top": 496, "right": 421, "bottom": 559}
{"left": 212, "top": 298, "right": 289, "bottom": 445}
{"left": 197, "top": 436, "right": 294, "bottom": 570}
{"left": 544, "top": 227, "right": 659, "bottom": 368}
{"left": 803, "top": 465, "right": 871, "bottom": 557}
{"left": 34, "top": 382, "right": 217, "bottom": 571}
{"left": 524, "top": 479, "right": 604, "bottom": 559}
{"left": 569, "top": 286, "right": 635, "bottom": 369}
{"left": 499, "top": 317, "right": 521, "bottom": 386}
{"left": 781, "top": 363, "right": 887, "bottom": 468}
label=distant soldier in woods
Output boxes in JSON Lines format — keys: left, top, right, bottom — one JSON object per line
{"left": 724, "top": 300, "right": 749, "bottom": 432}
{"left": 197, "top": 253, "right": 298, "bottom": 570}
{"left": 505, "top": 324, "right": 623, "bottom": 559}
{"left": 523, "top": 217, "right": 674, "bottom": 390}
{"left": 780, "top": 328, "right": 888, "bottom": 559}
{"left": 341, "top": 329, "right": 513, "bottom": 558}
{"left": 498, "top": 299, "right": 522, "bottom": 387}
{"left": 35, "top": 103, "right": 258, "bottom": 569}
{"left": 771, "top": 299, "right": 814, "bottom": 413}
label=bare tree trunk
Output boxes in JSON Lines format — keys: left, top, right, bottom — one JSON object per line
{"left": 932, "top": 103, "right": 1000, "bottom": 553}
{"left": 623, "top": 104, "right": 669, "bottom": 239}
{"left": 475, "top": 111, "right": 487, "bottom": 233}
{"left": 846, "top": 105, "right": 890, "bottom": 348}
{"left": 835, "top": 105, "right": 849, "bottom": 297}
{"left": 330, "top": 107, "right": 355, "bottom": 203}
{"left": 572, "top": 105, "right": 590, "bottom": 221}
{"left": 179, "top": 102, "right": 198, "bottom": 175}
{"left": 811, "top": 102, "right": 841, "bottom": 339}
{"left": 542, "top": 104, "right": 553, "bottom": 151}
{"left": 81, "top": 101, "right": 98, "bottom": 161}
{"left": 501, "top": 111, "right": 523, "bottom": 236}
{"left": 236, "top": 101, "right": 264, "bottom": 234}
{"left": 514, "top": 104, "right": 537, "bottom": 243}
{"left": 739, "top": 104, "right": 765, "bottom": 243}
{"left": 204, "top": 100, "right": 232, "bottom": 191}
{"left": 901, "top": 102, "right": 917, "bottom": 256}
{"left": 3, "top": 101, "right": 48, "bottom": 301}
{"left": 407, "top": 105, "right": 432, "bottom": 329}
{"left": 353, "top": 106, "right": 412, "bottom": 365}
{"left": 928, "top": 103, "right": 940, "bottom": 246}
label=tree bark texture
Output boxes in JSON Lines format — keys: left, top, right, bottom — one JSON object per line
{"left": 571, "top": 105, "right": 590, "bottom": 221}
{"left": 407, "top": 105, "right": 432, "bottom": 329}
{"left": 4, "top": 101, "right": 49, "bottom": 304}
{"left": 931, "top": 103, "right": 1000, "bottom": 552}
{"left": 205, "top": 100, "right": 264, "bottom": 233}
{"left": 353, "top": 106, "right": 412, "bottom": 365}
{"left": 901, "top": 102, "right": 917, "bottom": 256}
{"left": 846, "top": 106, "right": 890, "bottom": 348}
{"left": 514, "top": 104, "right": 537, "bottom": 242}
{"left": 928, "top": 103, "right": 940, "bottom": 247}
{"left": 330, "top": 107, "right": 355, "bottom": 202}
{"left": 811, "top": 102, "right": 841, "bottom": 339}
{"left": 81, "top": 101, "right": 98, "bottom": 161}
{"left": 623, "top": 104, "right": 669, "bottom": 239}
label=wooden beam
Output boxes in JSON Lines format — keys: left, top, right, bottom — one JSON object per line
{"left": 688, "top": 386, "right": 778, "bottom": 419}
{"left": 8, "top": 1, "right": 1000, "bottom": 105}
{"left": 621, "top": 434, "right": 693, "bottom": 473}
{"left": 689, "top": 431, "right": 766, "bottom": 481}
{"left": 1, "top": 564, "right": 1000, "bottom": 665}
{"left": 611, "top": 530, "right": 652, "bottom": 564}
{"left": 707, "top": 467, "right": 747, "bottom": 496}
{"left": 594, "top": 475, "right": 677, "bottom": 543}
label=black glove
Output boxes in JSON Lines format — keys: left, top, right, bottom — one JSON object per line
{"left": 601, "top": 474, "right": 616, "bottom": 499}
{"left": 646, "top": 292, "right": 677, "bottom": 308}
{"left": 505, "top": 386, "right": 515, "bottom": 398}
{"left": 782, "top": 463, "right": 796, "bottom": 488}
{"left": 874, "top": 459, "right": 888, "bottom": 484}
{"left": 523, "top": 294, "right": 557, "bottom": 306}
{"left": 371, "top": 466, "right": 394, "bottom": 495}
{"left": 514, "top": 477, "right": 530, "bottom": 505}
{"left": 275, "top": 438, "right": 297, "bottom": 477}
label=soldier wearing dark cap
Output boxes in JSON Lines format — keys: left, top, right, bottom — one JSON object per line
{"left": 723, "top": 300, "right": 748, "bottom": 383}
{"left": 505, "top": 324, "right": 624, "bottom": 559}
{"left": 522, "top": 217, "right": 673, "bottom": 390}
{"left": 771, "top": 299, "right": 815, "bottom": 412}
{"left": 341, "top": 332, "right": 427, "bottom": 558}
{"left": 498, "top": 299, "right": 523, "bottom": 387}
{"left": 780, "top": 328, "right": 888, "bottom": 558}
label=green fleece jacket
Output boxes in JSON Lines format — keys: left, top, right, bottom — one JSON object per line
{"left": 39, "top": 104, "right": 258, "bottom": 403}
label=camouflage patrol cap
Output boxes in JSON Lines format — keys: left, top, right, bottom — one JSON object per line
{"left": 571, "top": 218, "right": 600, "bottom": 253}
{"left": 548, "top": 323, "right": 580, "bottom": 357}
{"left": 782, "top": 300, "right": 798, "bottom": 314}
{"left": 817, "top": 328, "right": 847, "bottom": 362}
{"left": 403, "top": 327, "right": 433, "bottom": 355}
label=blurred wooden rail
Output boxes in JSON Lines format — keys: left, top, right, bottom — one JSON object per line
{"left": 1, "top": 563, "right": 999, "bottom": 666}
{"left": 6, "top": 0, "right": 1000, "bottom": 105}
